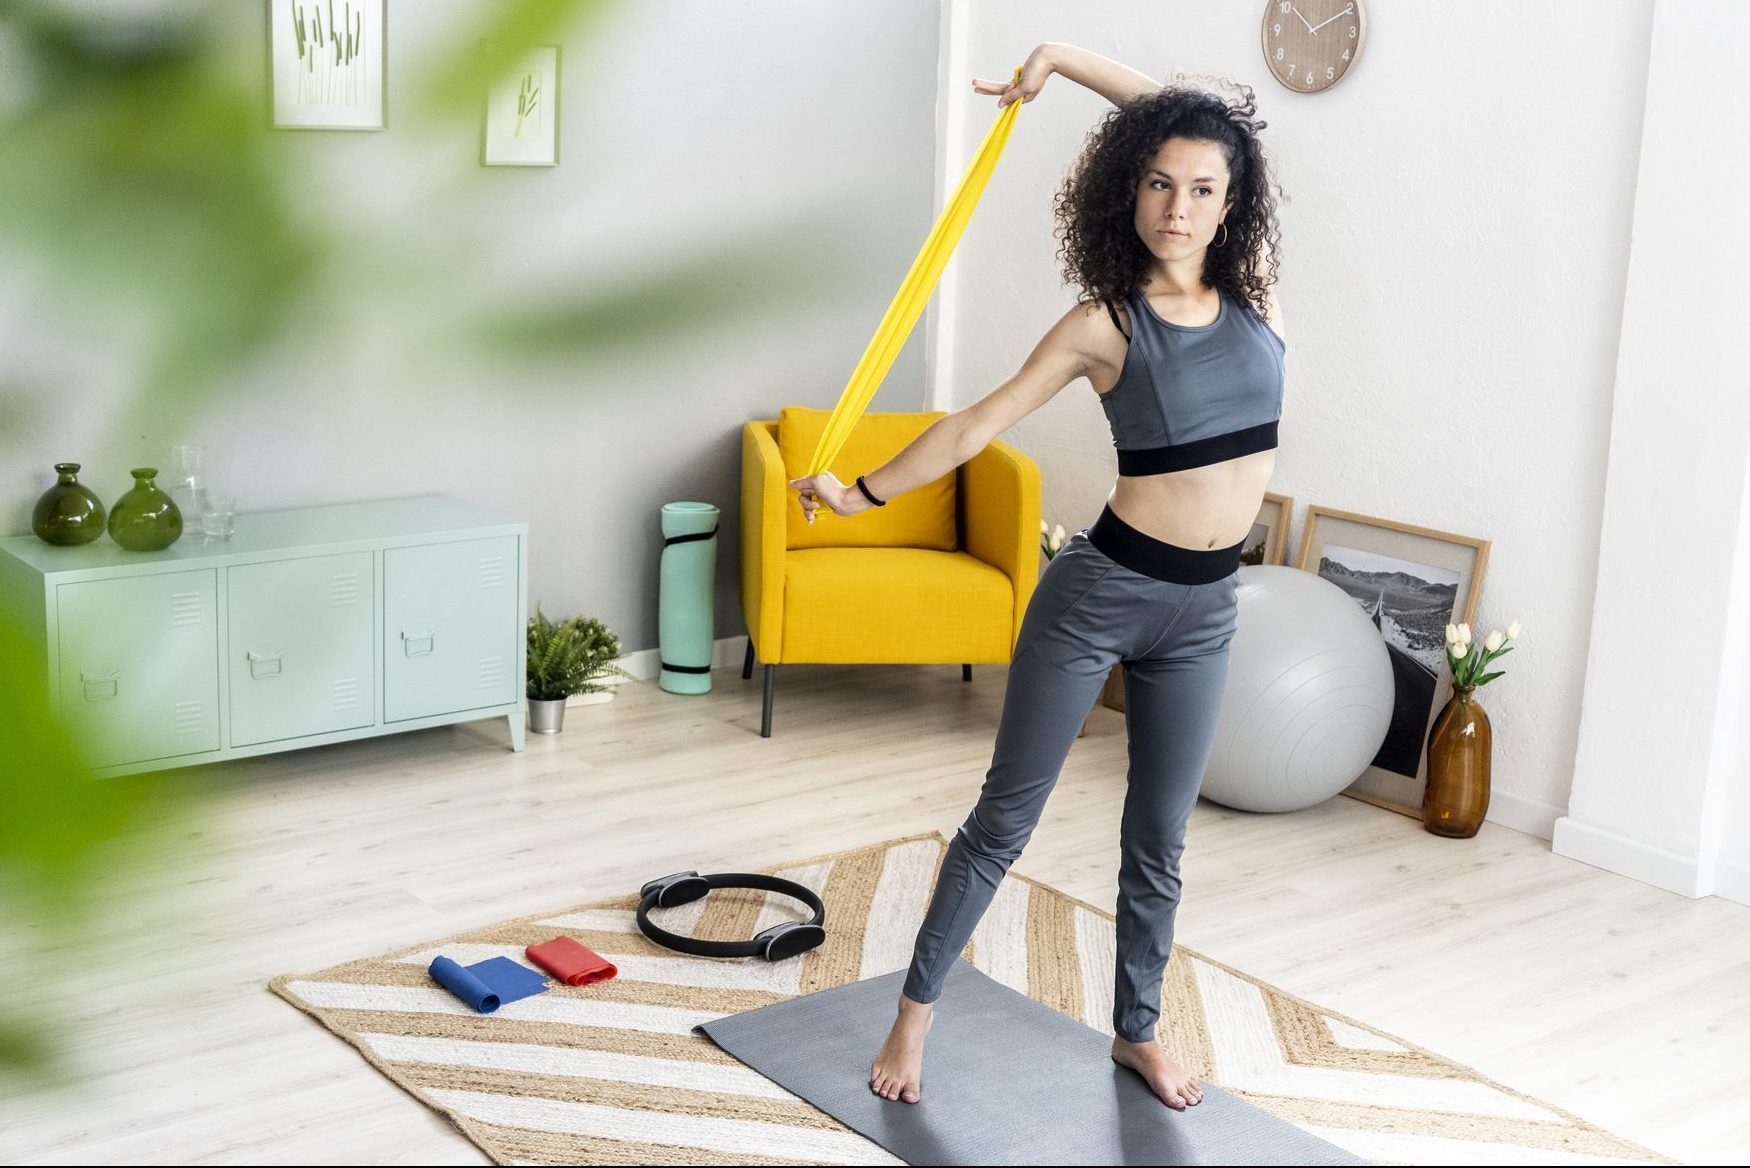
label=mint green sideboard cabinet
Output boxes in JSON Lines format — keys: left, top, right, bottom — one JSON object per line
{"left": 0, "top": 496, "right": 529, "bottom": 776}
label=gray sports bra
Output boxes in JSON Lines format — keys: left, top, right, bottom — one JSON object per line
{"left": 1098, "top": 286, "right": 1285, "bottom": 476}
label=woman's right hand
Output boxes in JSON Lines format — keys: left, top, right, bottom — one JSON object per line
{"left": 971, "top": 43, "right": 1057, "bottom": 109}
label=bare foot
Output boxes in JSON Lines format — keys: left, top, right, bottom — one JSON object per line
{"left": 869, "top": 992, "right": 934, "bottom": 1103}
{"left": 1111, "top": 1035, "right": 1203, "bottom": 1110}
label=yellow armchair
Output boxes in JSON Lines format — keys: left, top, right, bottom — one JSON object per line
{"left": 739, "top": 411, "right": 1042, "bottom": 737}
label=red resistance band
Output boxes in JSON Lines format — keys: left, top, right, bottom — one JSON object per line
{"left": 525, "top": 936, "right": 618, "bottom": 986}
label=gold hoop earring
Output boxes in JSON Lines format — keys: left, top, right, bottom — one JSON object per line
{"left": 1214, "top": 223, "right": 1229, "bottom": 248}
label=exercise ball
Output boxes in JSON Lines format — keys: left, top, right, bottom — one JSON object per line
{"left": 1199, "top": 565, "right": 1395, "bottom": 813}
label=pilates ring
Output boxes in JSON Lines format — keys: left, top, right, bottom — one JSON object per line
{"left": 637, "top": 871, "right": 827, "bottom": 962}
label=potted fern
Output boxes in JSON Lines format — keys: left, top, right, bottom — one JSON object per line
{"left": 526, "top": 604, "right": 634, "bottom": 734}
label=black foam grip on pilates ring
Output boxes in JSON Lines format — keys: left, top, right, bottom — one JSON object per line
{"left": 663, "top": 525, "right": 719, "bottom": 547}
{"left": 637, "top": 871, "right": 827, "bottom": 961}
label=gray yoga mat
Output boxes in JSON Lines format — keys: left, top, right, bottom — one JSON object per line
{"left": 695, "top": 960, "right": 1368, "bottom": 1166}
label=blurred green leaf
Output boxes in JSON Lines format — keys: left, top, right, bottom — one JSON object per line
{"left": 418, "top": 0, "right": 621, "bottom": 120}
{"left": 0, "top": 0, "right": 856, "bottom": 1084}
{"left": 461, "top": 212, "right": 873, "bottom": 362}
{"left": 0, "top": 616, "right": 200, "bottom": 1073}
{"left": 0, "top": 4, "right": 320, "bottom": 435}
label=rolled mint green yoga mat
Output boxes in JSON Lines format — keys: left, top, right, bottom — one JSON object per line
{"left": 659, "top": 501, "right": 719, "bottom": 695}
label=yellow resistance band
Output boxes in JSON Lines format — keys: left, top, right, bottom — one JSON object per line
{"left": 805, "top": 67, "right": 1025, "bottom": 481}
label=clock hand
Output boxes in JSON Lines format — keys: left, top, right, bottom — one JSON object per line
{"left": 1308, "top": 3, "right": 1355, "bottom": 33}
{"left": 1290, "top": 4, "right": 1315, "bottom": 32}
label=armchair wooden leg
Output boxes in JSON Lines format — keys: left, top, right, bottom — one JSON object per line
{"left": 742, "top": 638, "right": 755, "bottom": 680}
{"left": 761, "top": 665, "right": 775, "bottom": 738}
{"left": 962, "top": 664, "right": 972, "bottom": 682}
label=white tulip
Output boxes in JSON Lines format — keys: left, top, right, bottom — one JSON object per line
{"left": 1053, "top": 524, "right": 1067, "bottom": 546}
{"left": 1507, "top": 619, "right": 1522, "bottom": 640}
{"left": 1445, "top": 623, "right": 1458, "bottom": 645}
{"left": 1458, "top": 623, "right": 1472, "bottom": 644}
{"left": 1484, "top": 630, "right": 1504, "bottom": 652}
{"left": 1452, "top": 641, "right": 1469, "bottom": 660}
{"left": 1048, "top": 531, "right": 1063, "bottom": 553}
{"left": 1041, "top": 518, "right": 1050, "bottom": 535}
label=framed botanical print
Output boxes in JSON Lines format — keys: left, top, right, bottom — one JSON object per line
{"left": 1297, "top": 505, "right": 1490, "bottom": 816}
{"left": 270, "top": 0, "right": 386, "bottom": 131}
{"left": 484, "top": 46, "right": 561, "bottom": 166}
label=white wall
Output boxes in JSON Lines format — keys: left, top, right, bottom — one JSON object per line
{"left": 1556, "top": 0, "right": 1750, "bottom": 901}
{"left": 0, "top": 0, "right": 943, "bottom": 651}
{"left": 1711, "top": 463, "right": 1750, "bottom": 904}
{"left": 935, "top": 1, "right": 1655, "bottom": 839}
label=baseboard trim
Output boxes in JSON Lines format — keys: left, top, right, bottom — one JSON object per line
{"left": 606, "top": 636, "right": 750, "bottom": 684}
{"left": 1479, "top": 789, "right": 1565, "bottom": 841}
{"left": 1551, "top": 815, "right": 1710, "bottom": 899}
{"left": 1712, "top": 854, "right": 1750, "bottom": 907}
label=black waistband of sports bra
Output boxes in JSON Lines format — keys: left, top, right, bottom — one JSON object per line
{"left": 1116, "top": 420, "right": 1277, "bottom": 477}
{"left": 1087, "top": 504, "right": 1244, "bottom": 585}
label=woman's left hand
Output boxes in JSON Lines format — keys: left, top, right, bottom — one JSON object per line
{"left": 788, "top": 472, "right": 860, "bottom": 525}
{"left": 972, "top": 43, "right": 1056, "bottom": 108}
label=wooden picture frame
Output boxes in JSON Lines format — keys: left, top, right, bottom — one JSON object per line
{"left": 270, "top": 0, "right": 386, "bottom": 131}
{"left": 1241, "top": 490, "right": 1294, "bottom": 567}
{"left": 1296, "top": 505, "right": 1490, "bottom": 817}
{"left": 1098, "top": 491, "right": 1296, "bottom": 716}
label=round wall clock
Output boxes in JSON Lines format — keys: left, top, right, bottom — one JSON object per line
{"left": 1261, "top": 0, "right": 1367, "bottom": 94}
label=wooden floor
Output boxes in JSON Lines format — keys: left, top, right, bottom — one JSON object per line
{"left": 4, "top": 657, "right": 1747, "bottom": 1165}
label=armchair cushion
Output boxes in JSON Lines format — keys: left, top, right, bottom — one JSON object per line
{"left": 781, "top": 547, "right": 1016, "bottom": 663}
{"left": 777, "top": 406, "right": 957, "bottom": 552}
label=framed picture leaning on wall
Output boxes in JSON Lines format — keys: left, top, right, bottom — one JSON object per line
{"left": 270, "top": 0, "right": 386, "bottom": 131}
{"left": 1241, "top": 490, "right": 1294, "bottom": 567}
{"left": 1296, "top": 505, "right": 1490, "bottom": 817}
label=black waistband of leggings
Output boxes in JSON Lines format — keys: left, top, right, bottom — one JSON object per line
{"left": 1086, "top": 504, "right": 1244, "bottom": 585}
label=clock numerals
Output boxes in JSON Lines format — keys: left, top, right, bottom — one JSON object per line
{"left": 1264, "top": 0, "right": 1363, "bottom": 92}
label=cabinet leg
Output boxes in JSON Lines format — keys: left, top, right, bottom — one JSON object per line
{"left": 509, "top": 712, "right": 527, "bottom": 752}
{"left": 963, "top": 663, "right": 972, "bottom": 682}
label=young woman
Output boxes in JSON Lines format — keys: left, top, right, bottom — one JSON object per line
{"left": 788, "top": 42, "right": 1286, "bottom": 1112}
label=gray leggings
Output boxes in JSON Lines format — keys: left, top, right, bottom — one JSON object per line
{"left": 902, "top": 504, "right": 1243, "bottom": 1043}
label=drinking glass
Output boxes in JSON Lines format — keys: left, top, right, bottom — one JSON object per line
{"left": 169, "top": 444, "right": 207, "bottom": 518}
{"left": 200, "top": 494, "right": 236, "bottom": 541}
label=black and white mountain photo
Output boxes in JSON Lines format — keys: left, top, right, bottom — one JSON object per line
{"left": 1317, "top": 544, "right": 1460, "bottom": 779}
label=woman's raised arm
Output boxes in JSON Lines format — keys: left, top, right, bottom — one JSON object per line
{"left": 973, "top": 42, "right": 1160, "bottom": 110}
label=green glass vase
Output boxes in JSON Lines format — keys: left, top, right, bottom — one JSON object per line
{"left": 107, "top": 467, "right": 183, "bottom": 551}
{"left": 31, "top": 462, "right": 107, "bottom": 546}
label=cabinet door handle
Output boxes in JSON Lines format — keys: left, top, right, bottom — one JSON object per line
{"left": 80, "top": 670, "right": 120, "bottom": 701}
{"left": 246, "top": 650, "right": 285, "bottom": 680}
{"left": 401, "top": 628, "right": 437, "bottom": 657}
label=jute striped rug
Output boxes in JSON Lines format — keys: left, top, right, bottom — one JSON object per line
{"left": 271, "top": 832, "right": 1673, "bottom": 1166}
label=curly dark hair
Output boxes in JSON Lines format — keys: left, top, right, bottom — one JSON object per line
{"left": 1052, "top": 73, "right": 1285, "bottom": 322}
